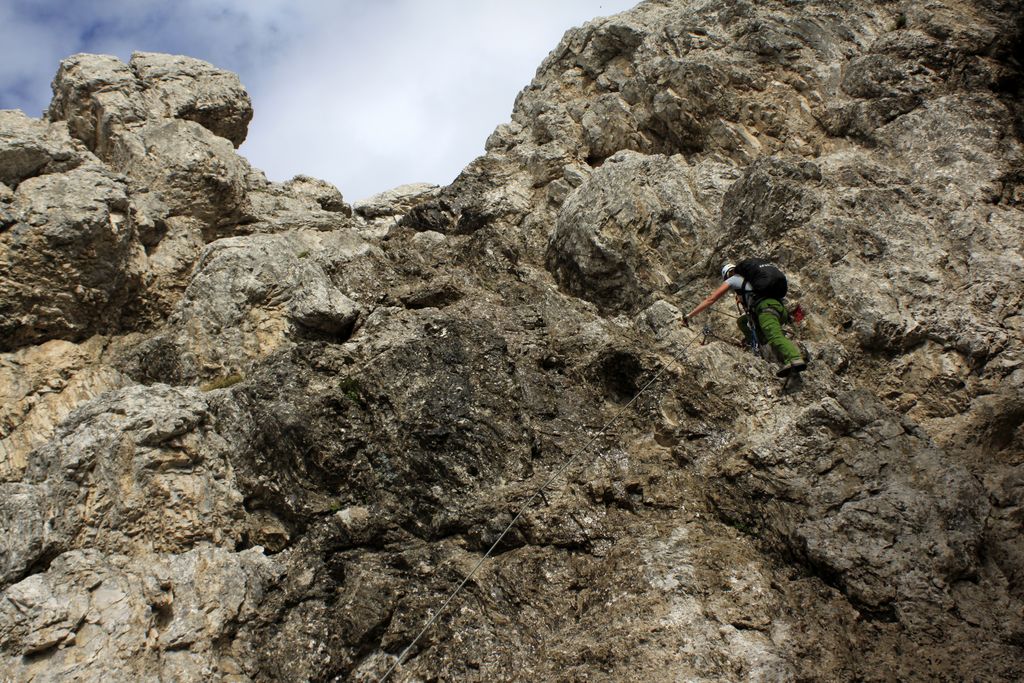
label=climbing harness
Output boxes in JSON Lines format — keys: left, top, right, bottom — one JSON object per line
{"left": 375, "top": 329, "right": 706, "bottom": 683}
{"left": 708, "top": 307, "right": 801, "bottom": 390}
{"left": 748, "top": 319, "right": 763, "bottom": 356}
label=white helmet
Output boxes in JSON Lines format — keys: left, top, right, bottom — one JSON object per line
{"left": 721, "top": 263, "right": 736, "bottom": 280}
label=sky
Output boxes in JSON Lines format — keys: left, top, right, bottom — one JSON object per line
{"left": 0, "top": 0, "right": 638, "bottom": 201}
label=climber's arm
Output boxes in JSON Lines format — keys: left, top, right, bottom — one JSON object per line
{"left": 684, "top": 281, "right": 731, "bottom": 324}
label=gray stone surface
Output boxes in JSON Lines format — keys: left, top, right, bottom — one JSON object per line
{"left": 130, "top": 51, "right": 253, "bottom": 148}
{"left": 119, "top": 230, "right": 378, "bottom": 384}
{"left": 0, "top": 384, "right": 247, "bottom": 586}
{"left": 281, "top": 174, "right": 351, "bottom": 214}
{"left": 238, "top": 173, "right": 355, "bottom": 235}
{"left": 1, "top": 1, "right": 1023, "bottom": 680}
{"left": 0, "top": 110, "right": 93, "bottom": 187}
{"left": 0, "top": 547, "right": 279, "bottom": 682}
{"left": 546, "top": 151, "right": 734, "bottom": 313}
{"left": 47, "top": 52, "right": 252, "bottom": 154}
{"left": 0, "top": 166, "right": 146, "bottom": 350}
{"left": 105, "top": 118, "right": 251, "bottom": 229}
{"left": 1, "top": 337, "right": 130, "bottom": 482}
{"left": 354, "top": 182, "right": 440, "bottom": 219}
{"left": 46, "top": 53, "right": 146, "bottom": 159}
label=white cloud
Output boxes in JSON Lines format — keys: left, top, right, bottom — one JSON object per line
{"left": 243, "top": 1, "right": 638, "bottom": 200}
{"left": 0, "top": 0, "right": 638, "bottom": 200}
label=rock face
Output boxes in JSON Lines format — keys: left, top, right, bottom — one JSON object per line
{"left": 0, "top": 338, "right": 130, "bottom": 481}
{"left": 123, "top": 230, "right": 374, "bottom": 384}
{"left": 546, "top": 151, "right": 733, "bottom": 313}
{"left": 0, "top": 384, "right": 247, "bottom": 586}
{"left": 0, "top": 110, "right": 92, "bottom": 187}
{"left": 0, "top": 547, "right": 279, "bottom": 682}
{"left": 0, "top": 166, "right": 146, "bottom": 350}
{"left": 0, "top": 51, "right": 353, "bottom": 350}
{"left": 47, "top": 52, "right": 252, "bottom": 155}
{"left": 2, "top": 1, "right": 1024, "bottom": 681}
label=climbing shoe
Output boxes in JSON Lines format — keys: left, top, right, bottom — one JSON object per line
{"left": 776, "top": 359, "right": 807, "bottom": 378}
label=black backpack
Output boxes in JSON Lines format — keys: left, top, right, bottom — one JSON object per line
{"left": 734, "top": 258, "right": 788, "bottom": 300}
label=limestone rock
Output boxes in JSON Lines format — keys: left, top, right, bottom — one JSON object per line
{"left": 212, "top": 307, "right": 536, "bottom": 541}
{"left": 136, "top": 216, "right": 207, "bottom": 325}
{"left": 0, "top": 338, "right": 130, "bottom": 482}
{"left": 0, "top": 384, "right": 246, "bottom": 586}
{"left": 546, "top": 151, "right": 734, "bottom": 313}
{"left": 47, "top": 52, "right": 252, "bottom": 154}
{"left": 106, "top": 119, "right": 251, "bottom": 231}
{"left": 47, "top": 52, "right": 258, "bottom": 268}
{"left": 352, "top": 182, "right": 441, "bottom": 239}
{"left": 281, "top": 174, "right": 351, "bottom": 214}
{"left": 2, "top": 0, "right": 1024, "bottom": 681}
{"left": 45, "top": 54, "right": 146, "bottom": 159}
{"left": 0, "top": 166, "right": 146, "bottom": 350}
{"left": 0, "top": 547, "right": 280, "bottom": 682}
{"left": 705, "top": 390, "right": 990, "bottom": 615}
{"left": 238, "top": 173, "right": 354, "bottom": 235}
{"left": 121, "top": 230, "right": 377, "bottom": 383}
{"left": 401, "top": 154, "right": 534, "bottom": 238}
{"left": 354, "top": 182, "right": 440, "bottom": 220}
{"left": 0, "top": 110, "right": 93, "bottom": 187}
{"left": 130, "top": 51, "right": 253, "bottom": 148}
{"left": 719, "top": 155, "right": 822, "bottom": 242}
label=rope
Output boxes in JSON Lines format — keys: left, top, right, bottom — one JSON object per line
{"left": 701, "top": 324, "right": 743, "bottom": 348}
{"left": 375, "top": 329, "right": 705, "bottom": 682}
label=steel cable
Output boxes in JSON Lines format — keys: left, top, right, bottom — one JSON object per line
{"left": 375, "top": 328, "right": 705, "bottom": 682}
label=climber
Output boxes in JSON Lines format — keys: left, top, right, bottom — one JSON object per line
{"left": 683, "top": 259, "right": 807, "bottom": 377}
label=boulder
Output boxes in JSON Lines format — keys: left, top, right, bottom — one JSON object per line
{"left": 47, "top": 52, "right": 252, "bottom": 154}
{"left": 130, "top": 51, "right": 253, "bottom": 147}
{"left": 45, "top": 53, "right": 146, "bottom": 158}
{"left": 546, "top": 151, "right": 734, "bottom": 313}
{"left": 105, "top": 119, "right": 251, "bottom": 230}
{"left": 120, "top": 230, "right": 377, "bottom": 383}
{"left": 0, "top": 166, "right": 146, "bottom": 350}
{"left": 239, "top": 173, "right": 354, "bottom": 234}
{"left": 0, "top": 338, "right": 130, "bottom": 482}
{"left": 281, "top": 174, "right": 351, "bottom": 214}
{"left": 353, "top": 182, "right": 440, "bottom": 220}
{"left": 0, "top": 110, "right": 93, "bottom": 187}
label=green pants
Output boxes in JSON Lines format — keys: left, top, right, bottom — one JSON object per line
{"left": 737, "top": 298, "right": 803, "bottom": 365}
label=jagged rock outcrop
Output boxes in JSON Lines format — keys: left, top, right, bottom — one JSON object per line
{"left": 122, "top": 230, "right": 376, "bottom": 384}
{"left": 0, "top": 165, "right": 147, "bottom": 350}
{"left": 0, "top": 547, "right": 279, "bottom": 682}
{"left": 48, "top": 52, "right": 253, "bottom": 156}
{"left": 1, "top": 0, "right": 1023, "bottom": 681}
{"left": 546, "top": 150, "right": 734, "bottom": 313}
{"left": 1, "top": 338, "right": 131, "bottom": 481}
{"left": 106, "top": 118, "right": 252, "bottom": 229}
{"left": 0, "top": 51, "right": 357, "bottom": 358}
{"left": 354, "top": 183, "right": 440, "bottom": 220}
{"left": 354, "top": 183, "right": 440, "bottom": 238}
{"left": 0, "top": 110, "right": 93, "bottom": 187}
